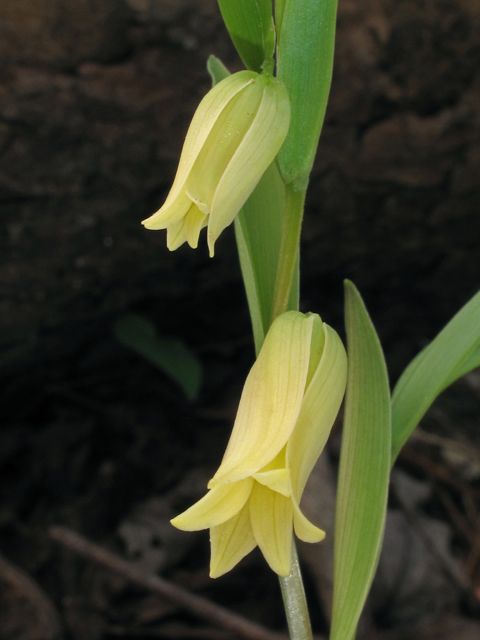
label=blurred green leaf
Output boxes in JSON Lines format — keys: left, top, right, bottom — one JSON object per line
{"left": 391, "top": 289, "right": 480, "bottom": 463}
{"left": 217, "top": 0, "right": 274, "bottom": 73}
{"left": 331, "top": 281, "right": 391, "bottom": 640}
{"left": 207, "top": 54, "right": 230, "bottom": 84}
{"left": 276, "top": 0, "right": 338, "bottom": 189}
{"left": 114, "top": 315, "right": 202, "bottom": 402}
{"left": 208, "top": 55, "right": 297, "bottom": 354}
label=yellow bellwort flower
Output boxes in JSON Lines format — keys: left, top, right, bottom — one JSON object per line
{"left": 171, "top": 311, "right": 347, "bottom": 578}
{"left": 141, "top": 70, "right": 290, "bottom": 257}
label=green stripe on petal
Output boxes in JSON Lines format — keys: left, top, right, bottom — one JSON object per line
{"left": 208, "top": 77, "right": 291, "bottom": 256}
{"left": 252, "top": 468, "right": 291, "bottom": 497}
{"left": 209, "top": 311, "right": 313, "bottom": 486}
{"left": 292, "top": 498, "right": 325, "bottom": 543}
{"left": 210, "top": 503, "right": 257, "bottom": 578}
{"left": 287, "top": 324, "right": 347, "bottom": 502}
{"left": 249, "top": 482, "right": 293, "bottom": 577}
{"left": 170, "top": 478, "right": 253, "bottom": 531}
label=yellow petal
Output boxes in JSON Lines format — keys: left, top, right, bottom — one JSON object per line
{"left": 143, "top": 189, "right": 193, "bottom": 230}
{"left": 287, "top": 324, "right": 347, "bottom": 502}
{"left": 209, "top": 504, "right": 256, "bottom": 578}
{"left": 249, "top": 482, "right": 293, "bottom": 577}
{"left": 171, "top": 478, "right": 253, "bottom": 531}
{"left": 292, "top": 497, "right": 325, "bottom": 543}
{"left": 185, "top": 78, "right": 263, "bottom": 216}
{"left": 184, "top": 206, "right": 208, "bottom": 248}
{"left": 208, "top": 76, "right": 290, "bottom": 256}
{"left": 209, "top": 312, "right": 314, "bottom": 486}
{"left": 252, "top": 469, "right": 291, "bottom": 497}
{"left": 305, "top": 314, "right": 325, "bottom": 389}
{"left": 142, "top": 71, "right": 257, "bottom": 229}
{"left": 166, "top": 217, "right": 188, "bottom": 251}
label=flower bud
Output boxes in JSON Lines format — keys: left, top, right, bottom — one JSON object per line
{"left": 142, "top": 70, "right": 290, "bottom": 256}
{"left": 171, "top": 311, "right": 347, "bottom": 578}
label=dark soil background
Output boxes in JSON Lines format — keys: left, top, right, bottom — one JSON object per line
{"left": 1, "top": 1, "right": 480, "bottom": 639}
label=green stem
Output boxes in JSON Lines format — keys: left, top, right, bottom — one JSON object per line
{"left": 271, "top": 184, "right": 306, "bottom": 322}
{"left": 279, "top": 543, "right": 313, "bottom": 640}
{"left": 270, "top": 183, "right": 311, "bottom": 638}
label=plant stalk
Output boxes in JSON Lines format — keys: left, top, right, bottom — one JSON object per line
{"left": 271, "top": 184, "right": 306, "bottom": 322}
{"left": 279, "top": 542, "right": 313, "bottom": 640}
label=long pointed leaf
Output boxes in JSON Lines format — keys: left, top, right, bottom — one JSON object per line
{"left": 331, "top": 281, "right": 391, "bottom": 640}
{"left": 391, "top": 289, "right": 480, "bottom": 463}
{"left": 276, "top": 0, "right": 338, "bottom": 189}
{"left": 217, "top": 0, "right": 273, "bottom": 73}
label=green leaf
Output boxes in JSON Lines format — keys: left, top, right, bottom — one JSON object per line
{"left": 276, "top": 0, "right": 338, "bottom": 189}
{"left": 391, "top": 289, "right": 480, "bottom": 463}
{"left": 207, "top": 54, "right": 230, "bottom": 84}
{"left": 217, "top": 0, "right": 274, "bottom": 73}
{"left": 331, "top": 281, "right": 391, "bottom": 640}
{"left": 208, "top": 55, "right": 297, "bottom": 354}
{"left": 235, "top": 161, "right": 296, "bottom": 354}
{"left": 274, "top": 0, "right": 286, "bottom": 37}
{"left": 114, "top": 315, "right": 202, "bottom": 402}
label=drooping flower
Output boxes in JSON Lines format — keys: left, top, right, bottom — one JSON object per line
{"left": 171, "top": 311, "right": 347, "bottom": 578}
{"left": 142, "top": 70, "right": 290, "bottom": 257}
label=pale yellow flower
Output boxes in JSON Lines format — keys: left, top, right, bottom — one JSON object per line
{"left": 171, "top": 311, "right": 347, "bottom": 578}
{"left": 142, "top": 70, "right": 290, "bottom": 256}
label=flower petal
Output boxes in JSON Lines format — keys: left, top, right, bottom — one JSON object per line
{"left": 249, "top": 482, "right": 293, "bottom": 577}
{"left": 185, "top": 206, "right": 208, "bottom": 248}
{"left": 171, "top": 478, "right": 253, "bottom": 531}
{"left": 292, "top": 496, "right": 325, "bottom": 543}
{"left": 287, "top": 324, "right": 348, "bottom": 502}
{"left": 208, "top": 76, "right": 290, "bottom": 256}
{"left": 142, "top": 70, "right": 257, "bottom": 229}
{"left": 252, "top": 469, "right": 291, "bottom": 497}
{"left": 186, "top": 79, "right": 263, "bottom": 216}
{"left": 209, "top": 311, "right": 314, "bottom": 486}
{"left": 143, "top": 189, "right": 192, "bottom": 230}
{"left": 305, "top": 314, "right": 325, "bottom": 389}
{"left": 210, "top": 504, "right": 256, "bottom": 578}
{"left": 166, "top": 217, "right": 188, "bottom": 251}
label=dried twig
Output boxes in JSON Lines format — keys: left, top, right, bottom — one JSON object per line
{"left": 0, "top": 553, "right": 63, "bottom": 640}
{"left": 391, "top": 478, "right": 471, "bottom": 594}
{"left": 464, "top": 510, "right": 480, "bottom": 579}
{"left": 399, "top": 448, "right": 480, "bottom": 499}
{"left": 49, "top": 526, "right": 286, "bottom": 640}
{"left": 436, "top": 487, "right": 475, "bottom": 545}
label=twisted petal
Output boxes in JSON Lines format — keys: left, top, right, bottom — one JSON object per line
{"left": 208, "top": 77, "right": 291, "bottom": 256}
{"left": 249, "top": 482, "right": 293, "bottom": 577}
{"left": 171, "top": 478, "right": 253, "bottom": 531}
{"left": 209, "top": 312, "right": 314, "bottom": 487}
{"left": 287, "top": 324, "right": 348, "bottom": 503}
{"left": 142, "top": 71, "right": 257, "bottom": 230}
{"left": 210, "top": 504, "right": 256, "bottom": 578}
{"left": 292, "top": 497, "right": 325, "bottom": 543}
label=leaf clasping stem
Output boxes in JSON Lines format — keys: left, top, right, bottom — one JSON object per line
{"left": 271, "top": 183, "right": 306, "bottom": 323}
